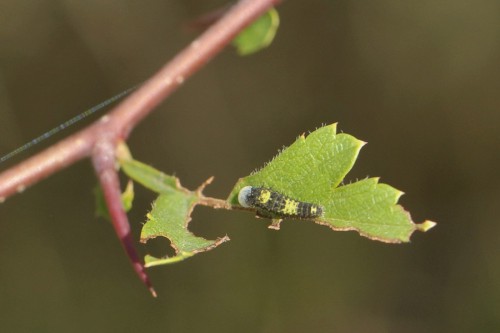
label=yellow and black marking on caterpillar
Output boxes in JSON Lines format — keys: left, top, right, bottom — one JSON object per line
{"left": 238, "top": 186, "right": 324, "bottom": 219}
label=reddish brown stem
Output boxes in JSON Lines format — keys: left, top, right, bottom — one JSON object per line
{"left": 0, "top": 0, "right": 281, "bottom": 294}
{"left": 92, "top": 139, "right": 156, "bottom": 297}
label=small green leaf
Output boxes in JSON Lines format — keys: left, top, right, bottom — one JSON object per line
{"left": 228, "top": 124, "right": 435, "bottom": 243}
{"left": 121, "top": 180, "right": 135, "bottom": 212}
{"left": 232, "top": 8, "right": 279, "bottom": 55}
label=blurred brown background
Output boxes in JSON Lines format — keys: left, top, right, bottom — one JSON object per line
{"left": 0, "top": 1, "right": 498, "bottom": 332}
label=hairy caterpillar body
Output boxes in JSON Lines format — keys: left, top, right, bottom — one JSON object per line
{"left": 238, "top": 186, "right": 323, "bottom": 219}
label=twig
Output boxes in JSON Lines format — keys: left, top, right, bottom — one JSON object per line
{"left": 0, "top": 0, "right": 282, "bottom": 295}
{"left": 0, "top": 0, "right": 282, "bottom": 200}
{"left": 92, "top": 139, "right": 157, "bottom": 296}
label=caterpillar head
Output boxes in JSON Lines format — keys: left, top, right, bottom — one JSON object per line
{"left": 237, "top": 186, "right": 254, "bottom": 208}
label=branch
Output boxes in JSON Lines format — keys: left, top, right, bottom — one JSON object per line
{"left": 0, "top": 0, "right": 282, "bottom": 294}
{"left": 0, "top": 0, "right": 281, "bottom": 199}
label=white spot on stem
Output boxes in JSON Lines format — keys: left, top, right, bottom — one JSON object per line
{"left": 175, "top": 76, "right": 185, "bottom": 84}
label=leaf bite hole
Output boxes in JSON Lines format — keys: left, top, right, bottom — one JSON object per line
{"left": 189, "top": 204, "right": 226, "bottom": 239}
{"left": 143, "top": 237, "right": 176, "bottom": 259}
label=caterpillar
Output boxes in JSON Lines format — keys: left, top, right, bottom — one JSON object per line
{"left": 238, "top": 186, "right": 324, "bottom": 219}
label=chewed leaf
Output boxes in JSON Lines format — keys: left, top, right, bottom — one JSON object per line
{"left": 228, "top": 123, "right": 435, "bottom": 243}
{"left": 142, "top": 191, "right": 228, "bottom": 268}
{"left": 232, "top": 8, "right": 279, "bottom": 55}
{"left": 118, "top": 151, "right": 228, "bottom": 267}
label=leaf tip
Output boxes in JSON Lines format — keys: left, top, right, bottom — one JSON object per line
{"left": 196, "top": 176, "right": 214, "bottom": 194}
{"left": 416, "top": 220, "right": 437, "bottom": 232}
{"left": 324, "top": 122, "right": 337, "bottom": 134}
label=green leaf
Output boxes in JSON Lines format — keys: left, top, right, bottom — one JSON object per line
{"left": 120, "top": 158, "right": 178, "bottom": 194}
{"left": 232, "top": 8, "right": 280, "bottom": 55}
{"left": 121, "top": 180, "right": 135, "bottom": 212}
{"left": 142, "top": 191, "right": 228, "bottom": 267}
{"left": 228, "top": 123, "right": 435, "bottom": 243}
{"left": 118, "top": 153, "right": 228, "bottom": 267}
{"left": 228, "top": 124, "right": 362, "bottom": 204}
{"left": 141, "top": 191, "right": 228, "bottom": 267}
{"left": 317, "top": 178, "right": 417, "bottom": 242}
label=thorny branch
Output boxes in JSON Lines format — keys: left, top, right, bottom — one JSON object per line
{"left": 0, "top": 0, "right": 282, "bottom": 296}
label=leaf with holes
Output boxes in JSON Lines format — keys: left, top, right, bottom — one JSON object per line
{"left": 142, "top": 190, "right": 228, "bottom": 267}
{"left": 118, "top": 149, "right": 228, "bottom": 267}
